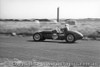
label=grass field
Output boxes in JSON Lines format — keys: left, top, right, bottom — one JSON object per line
{"left": 0, "top": 19, "right": 100, "bottom": 38}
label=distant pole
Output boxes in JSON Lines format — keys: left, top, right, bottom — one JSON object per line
{"left": 57, "top": 7, "right": 59, "bottom": 22}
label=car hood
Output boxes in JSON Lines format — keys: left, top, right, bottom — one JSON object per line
{"left": 71, "top": 30, "right": 83, "bottom": 37}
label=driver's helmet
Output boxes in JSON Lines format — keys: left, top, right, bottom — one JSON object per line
{"left": 65, "top": 24, "right": 69, "bottom": 27}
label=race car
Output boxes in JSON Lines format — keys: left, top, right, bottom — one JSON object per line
{"left": 33, "top": 27, "right": 83, "bottom": 43}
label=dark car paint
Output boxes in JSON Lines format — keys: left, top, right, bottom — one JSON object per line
{"left": 38, "top": 30, "right": 83, "bottom": 40}
{"left": 41, "top": 31, "right": 53, "bottom": 39}
{"left": 67, "top": 31, "right": 83, "bottom": 40}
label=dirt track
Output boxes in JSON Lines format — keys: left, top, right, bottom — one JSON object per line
{"left": 0, "top": 35, "right": 100, "bottom": 64}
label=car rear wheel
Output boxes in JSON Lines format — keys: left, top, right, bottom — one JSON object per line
{"left": 33, "top": 33, "right": 42, "bottom": 41}
{"left": 66, "top": 34, "right": 75, "bottom": 43}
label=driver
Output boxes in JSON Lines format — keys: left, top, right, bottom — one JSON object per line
{"left": 64, "top": 24, "right": 69, "bottom": 31}
{"left": 59, "top": 24, "right": 70, "bottom": 33}
{"left": 55, "top": 24, "right": 69, "bottom": 33}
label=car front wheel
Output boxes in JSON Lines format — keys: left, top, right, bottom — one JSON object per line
{"left": 66, "top": 34, "right": 75, "bottom": 43}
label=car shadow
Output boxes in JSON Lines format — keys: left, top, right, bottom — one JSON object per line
{"left": 27, "top": 40, "right": 78, "bottom": 44}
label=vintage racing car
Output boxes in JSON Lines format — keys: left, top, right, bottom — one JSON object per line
{"left": 33, "top": 28, "right": 83, "bottom": 43}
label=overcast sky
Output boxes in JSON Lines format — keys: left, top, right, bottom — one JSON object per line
{"left": 0, "top": 0, "right": 100, "bottom": 19}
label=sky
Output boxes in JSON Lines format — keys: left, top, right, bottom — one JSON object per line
{"left": 0, "top": 0, "right": 100, "bottom": 19}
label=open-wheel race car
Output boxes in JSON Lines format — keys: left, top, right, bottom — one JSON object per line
{"left": 33, "top": 27, "right": 83, "bottom": 43}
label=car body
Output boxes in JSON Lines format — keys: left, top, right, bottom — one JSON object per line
{"left": 33, "top": 28, "right": 83, "bottom": 43}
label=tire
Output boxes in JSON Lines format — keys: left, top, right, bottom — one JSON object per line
{"left": 33, "top": 33, "right": 43, "bottom": 41}
{"left": 65, "top": 34, "right": 75, "bottom": 43}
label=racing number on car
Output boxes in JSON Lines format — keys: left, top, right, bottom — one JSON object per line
{"left": 52, "top": 33, "right": 58, "bottom": 40}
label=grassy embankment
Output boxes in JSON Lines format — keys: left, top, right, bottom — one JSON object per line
{"left": 0, "top": 19, "right": 100, "bottom": 38}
